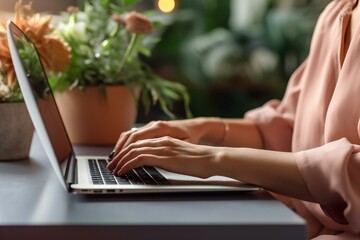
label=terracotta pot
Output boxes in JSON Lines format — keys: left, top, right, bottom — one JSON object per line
{"left": 0, "top": 102, "right": 34, "bottom": 160}
{"left": 55, "top": 86, "right": 137, "bottom": 145}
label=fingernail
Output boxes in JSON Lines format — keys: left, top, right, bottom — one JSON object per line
{"left": 109, "top": 150, "right": 115, "bottom": 159}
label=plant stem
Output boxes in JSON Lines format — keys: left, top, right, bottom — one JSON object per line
{"left": 118, "top": 33, "right": 137, "bottom": 74}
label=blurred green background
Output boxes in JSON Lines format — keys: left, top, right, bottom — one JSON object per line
{"left": 0, "top": 0, "right": 329, "bottom": 121}
{"left": 137, "top": 0, "right": 328, "bottom": 121}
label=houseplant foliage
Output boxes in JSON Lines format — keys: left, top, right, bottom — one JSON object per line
{"left": 49, "top": 0, "right": 192, "bottom": 119}
{"left": 0, "top": 0, "right": 70, "bottom": 103}
{"left": 152, "top": 0, "right": 327, "bottom": 117}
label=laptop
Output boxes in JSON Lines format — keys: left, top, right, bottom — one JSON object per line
{"left": 7, "top": 21, "right": 258, "bottom": 194}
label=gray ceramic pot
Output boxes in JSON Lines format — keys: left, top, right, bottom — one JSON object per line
{"left": 0, "top": 102, "right": 34, "bottom": 160}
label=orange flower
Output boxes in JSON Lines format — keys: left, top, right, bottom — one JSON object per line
{"left": 0, "top": 0, "right": 70, "bottom": 87}
{"left": 125, "top": 11, "right": 153, "bottom": 35}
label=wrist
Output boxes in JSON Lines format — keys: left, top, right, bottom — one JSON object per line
{"left": 210, "top": 146, "right": 228, "bottom": 177}
{"left": 217, "top": 120, "right": 229, "bottom": 145}
{"left": 195, "top": 117, "right": 224, "bottom": 145}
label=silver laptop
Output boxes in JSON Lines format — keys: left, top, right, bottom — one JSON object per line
{"left": 7, "top": 21, "right": 258, "bottom": 194}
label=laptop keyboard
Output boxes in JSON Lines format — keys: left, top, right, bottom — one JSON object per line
{"left": 88, "top": 159, "right": 170, "bottom": 185}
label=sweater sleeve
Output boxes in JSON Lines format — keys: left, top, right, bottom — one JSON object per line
{"left": 296, "top": 138, "right": 360, "bottom": 233}
{"left": 244, "top": 0, "right": 340, "bottom": 152}
{"left": 245, "top": 60, "right": 307, "bottom": 152}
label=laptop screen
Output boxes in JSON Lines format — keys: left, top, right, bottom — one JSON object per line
{"left": 9, "top": 23, "right": 73, "bottom": 173}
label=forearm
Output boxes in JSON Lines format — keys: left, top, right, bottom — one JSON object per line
{"left": 213, "top": 147, "right": 314, "bottom": 202}
{"left": 195, "top": 117, "right": 263, "bottom": 149}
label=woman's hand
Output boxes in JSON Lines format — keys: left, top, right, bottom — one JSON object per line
{"left": 111, "top": 119, "right": 208, "bottom": 161}
{"left": 108, "top": 136, "right": 218, "bottom": 178}
{"left": 107, "top": 134, "right": 313, "bottom": 202}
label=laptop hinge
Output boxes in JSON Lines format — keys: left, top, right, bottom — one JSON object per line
{"left": 64, "top": 153, "right": 77, "bottom": 189}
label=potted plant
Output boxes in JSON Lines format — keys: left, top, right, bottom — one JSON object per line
{"left": 0, "top": 71, "right": 33, "bottom": 161}
{"left": 0, "top": 0, "right": 70, "bottom": 160}
{"left": 49, "top": 0, "right": 192, "bottom": 145}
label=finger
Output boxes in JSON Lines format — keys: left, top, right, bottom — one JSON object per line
{"left": 113, "top": 123, "right": 163, "bottom": 156}
{"left": 109, "top": 138, "right": 160, "bottom": 170}
{"left": 113, "top": 128, "right": 137, "bottom": 156}
{"left": 116, "top": 144, "right": 212, "bottom": 179}
{"left": 107, "top": 141, "right": 135, "bottom": 170}
{"left": 113, "top": 146, "right": 174, "bottom": 174}
{"left": 117, "top": 154, "right": 197, "bottom": 178}
{"left": 122, "top": 121, "right": 169, "bottom": 149}
{"left": 109, "top": 136, "right": 183, "bottom": 170}
{"left": 107, "top": 140, "right": 155, "bottom": 171}
{"left": 117, "top": 154, "right": 166, "bottom": 176}
{"left": 122, "top": 120, "right": 192, "bottom": 150}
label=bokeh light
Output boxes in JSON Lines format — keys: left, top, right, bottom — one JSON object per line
{"left": 157, "top": 0, "right": 176, "bottom": 13}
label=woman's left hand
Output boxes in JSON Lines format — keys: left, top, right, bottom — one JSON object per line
{"left": 108, "top": 136, "right": 219, "bottom": 179}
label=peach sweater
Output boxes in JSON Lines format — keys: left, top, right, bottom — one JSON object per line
{"left": 245, "top": 0, "right": 360, "bottom": 239}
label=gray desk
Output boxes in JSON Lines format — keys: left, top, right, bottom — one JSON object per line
{"left": 0, "top": 133, "right": 306, "bottom": 240}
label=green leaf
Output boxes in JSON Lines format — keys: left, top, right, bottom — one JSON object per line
{"left": 100, "top": 0, "right": 111, "bottom": 8}
{"left": 141, "top": 87, "right": 151, "bottom": 115}
{"left": 159, "top": 97, "right": 176, "bottom": 120}
{"left": 152, "top": 21, "right": 164, "bottom": 29}
{"left": 123, "top": 0, "right": 141, "bottom": 6}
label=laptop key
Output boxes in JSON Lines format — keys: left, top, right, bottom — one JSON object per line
{"left": 134, "top": 167, "right": 157, "bottom": 184}
{"left": 115, "top": 176, "right": 131, "bottom": 185}
{"left": 93, "top": 180, "right": 104, "bottom": 185}
{"left": 91, "top": 176, "right": 102, "bottom": 181}
{"left": 126, "top": 170, "right": 144, "bottom": 185}
{"left": 105, "top": 180, "right": 117, "bottom": 185}
{"left": 143, "top": 166, "right": 170, "bottom": 185}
